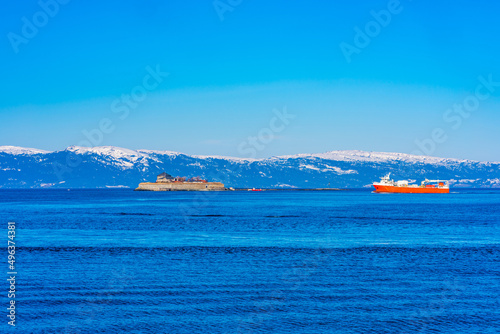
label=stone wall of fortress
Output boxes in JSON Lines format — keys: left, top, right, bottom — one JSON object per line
{"left": 135, "top": 182, "right": 226, "bottom": 191}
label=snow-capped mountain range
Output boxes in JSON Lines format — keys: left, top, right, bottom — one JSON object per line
{"left": 0, "top": 145, "right": 499, "bottom": 188}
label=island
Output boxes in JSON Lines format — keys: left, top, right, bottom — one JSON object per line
{"left": 135, "top": 172, "right": 226, "bottom": 191}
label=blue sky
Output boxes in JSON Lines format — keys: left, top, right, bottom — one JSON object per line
{"left": 1, "top": 0, "right": 499, "bottom": 160}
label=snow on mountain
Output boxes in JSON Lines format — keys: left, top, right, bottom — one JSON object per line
{"left": 61, "top": 146, "right": 147, "bottom": 169}
{"left": 298, "top": 163, "right": 357, "bottom": 175}
{"left": 192, "top": 154, "right": 258, "bottom": 163}
{"left": 0, "top": 146, "right": 51, "bottom": 155}
{"left": 487, "top": 178, "right": 500, "bottom": 186}
{"left": 277, "top": 150, "right": 472, "bottom": 165}
{"left": 64, "top": 146, "right": 145, "bottom": 160}
{"left": 1, "top": 145, "right": 479, "bottom": 164}
{"left": 137, "top": 149, "right": 181, "bottom": 156}
{"left": 61, "top": 146, "right": 185, "bottom": 169}
{"left": 54, "top": 146, "right": 481, "bottom": 165}
{"left": 0, "top": 146, "right": 499, "bottom": 188}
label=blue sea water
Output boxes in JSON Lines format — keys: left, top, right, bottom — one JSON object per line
{"left": 1, "top": 189, "right": 499, "bottom": 333}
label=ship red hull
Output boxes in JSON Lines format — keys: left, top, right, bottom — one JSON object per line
{"left": 373, "top": 185, "right": 449, "bottom": 193}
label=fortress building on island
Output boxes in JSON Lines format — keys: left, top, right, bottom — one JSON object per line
{"left": 135, "top": 172, "right": 226, "bottom": 191}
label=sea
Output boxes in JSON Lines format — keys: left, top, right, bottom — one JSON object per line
{"left": 1, "top": 189, "right": 499, "bottom": 333}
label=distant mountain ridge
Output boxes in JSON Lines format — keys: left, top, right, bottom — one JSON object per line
{"left": 0, "top": 145, "right": 499, "bottom": 188}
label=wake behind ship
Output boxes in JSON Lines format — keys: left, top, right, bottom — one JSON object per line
{"left": 373, "top": 173, "right": 450, "bottom": 193}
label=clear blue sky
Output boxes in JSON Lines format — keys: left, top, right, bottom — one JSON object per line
{"left": 1, "top": 0, "right": 499, "bottom": 160}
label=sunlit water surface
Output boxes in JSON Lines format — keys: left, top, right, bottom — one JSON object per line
{"left": 1, "top": 189, "right": 499, "bottom": 333}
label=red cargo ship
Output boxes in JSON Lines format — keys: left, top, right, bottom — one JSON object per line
{"left": 373, "top": 173, "right": 449, "bottom": 193}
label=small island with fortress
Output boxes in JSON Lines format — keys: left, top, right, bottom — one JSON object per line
{"left": 135, "top": 172, "right": 227, "bottom": 191}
